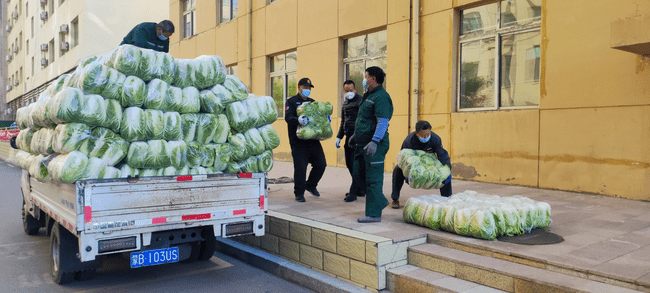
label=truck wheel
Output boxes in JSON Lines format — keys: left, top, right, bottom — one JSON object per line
{"left": 50, "top": 224, "right": 77, "bottom": 284}
{"left": 197, "top": 228, "right": 216, "bottom": 261}
{"left": 182, "top": 242, "right": 200, "bottom": 263}
{"left": 22, "top": 199, "right": 40, "bottom": 235}
{"left": 75, "top": 269, "right": 96, "bottom": 281}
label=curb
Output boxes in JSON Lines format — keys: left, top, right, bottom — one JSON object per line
{"left": 215, "top": 237, "right": 373, "bottom": 293}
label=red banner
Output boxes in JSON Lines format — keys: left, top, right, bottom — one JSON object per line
{"left": 0, "top": 130, "right": 20, "bottom": 141}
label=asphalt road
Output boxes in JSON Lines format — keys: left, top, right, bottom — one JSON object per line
{"left": 0, "top": 160, "right": 314, "bottom": 293}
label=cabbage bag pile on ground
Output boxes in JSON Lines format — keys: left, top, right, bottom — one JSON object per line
{"left": 403, "top": 191, "right": 552, "bottom": 241}
{"left": 12, "top": 44, "right": 280, "bottom": 184}
{"left": 397, "top": 149, "right": 451, "bottom": 189}
{"left": 296, "top": 101, "right": 333, "bottom": 140}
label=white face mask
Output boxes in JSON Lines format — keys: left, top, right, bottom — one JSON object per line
{"left": 345, "top": 92, "right": 355, "bottom": 100}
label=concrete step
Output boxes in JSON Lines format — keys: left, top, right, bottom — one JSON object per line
{"left": 408, "top": 243, "right": 643, "bottom": 293}
{"left": 388, "top": 264, "right": 507, "bottom": 293}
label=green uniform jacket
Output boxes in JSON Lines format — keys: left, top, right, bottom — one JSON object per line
{"left": 354, "top": 85, "right": 394, "bottom": 147}
{"left": 121, "top": 22, "right": 169, "bottom": 53}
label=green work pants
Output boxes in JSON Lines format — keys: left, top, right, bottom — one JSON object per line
{"left": 353, "top": 136, "right": 390, "bottom": 217}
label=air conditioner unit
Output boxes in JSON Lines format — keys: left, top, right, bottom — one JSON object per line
{"left": 60, "top": 24, "right": 69, "bottom": 33}
{"left": 6, "top": 85, "right": 12, "bottom": 92}
{"left": 12, "top": 11, "right": 18, "bottom": 19}
{"left": 13, "top": 46, "right": 19, "bottom": 53}
{"left": 41, "top": 58, "right": 48, "bottom": 66}
{"left": 6, "top": 55, "right": 12, "bottom": 61}
{"left": 40, "top": 11, "right": 48, "bottom": 21}
{"left": 6, "top": 25, "right": 11, "bottom": 32}
{"left": 7, "top": 108, "right": 13, "bottom": 114}
{"left": 40, "top": 43, "right": 48, "bottom": 51}
{"left": 40, "top": 0, "right": 47, "bottom": 5}
{"left": 60, "top": 41, "right": 69, "bottom": 51}
{"left": 14, "top": 80, "right": 19, "bottom": 86}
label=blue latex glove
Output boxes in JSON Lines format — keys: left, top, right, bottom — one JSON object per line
{"left": 335, "top": 138, "right": 341, "bottom": 149}
{"left": 298, "top": 115, "right": 310, "bottom": 126}
{"left": 443, "top": 175, "right": 451, "bottom": 185}
{"left": 328, "top": 116, "right": 332, "bottom": 123}
{"left": 363, "top": 141, "right": 378, "bottom": 156}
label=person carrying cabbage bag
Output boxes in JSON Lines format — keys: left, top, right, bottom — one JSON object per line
{"left": 337, "top": 80, "right": 366, "bottom": 203}
{"left": 285, "top": 78, "right": 327, "bottom": 203}
{"left": 351, "top": 66, "right": 393, "bottom": 223}
{"left": 121, "top": 20, "right": 174, "bottom": 53}
{"left": 391, "top": 120, "right": 452, "bottom": 209}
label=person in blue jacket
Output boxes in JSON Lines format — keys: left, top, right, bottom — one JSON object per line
{"left": 391, "top": 120, "right": 452, "bottom": 209}
{"left": 121, "top": 20, "right": 175, "bottom": 53}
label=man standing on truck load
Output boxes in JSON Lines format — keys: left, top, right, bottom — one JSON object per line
{"left": 121, "top": 20, "right": 175, "bottom": 53}
{"left": 285, "top": 78, "right": 327, "bottom": 202}
{"left": 352, "top": 66, "right": 393, "bottom": 223}
{"left": 391, "top": 120, "right": 452, "bottom": 209}
{"left": 336, "top": 80, "right": 366, "bottom": 202}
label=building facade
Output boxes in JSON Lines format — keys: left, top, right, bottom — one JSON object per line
{"left": 4, "top": 0, "right": 169, "bottom": 117}
{"left": 185, "top": 0, "right": 649, "bottom": 200}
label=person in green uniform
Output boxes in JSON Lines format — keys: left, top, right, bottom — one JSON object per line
{"left": 352, "top": 66, "right": 394, "bottom": 223}
{"left": 121, "top": 20, "right": 175, "bottom": 53}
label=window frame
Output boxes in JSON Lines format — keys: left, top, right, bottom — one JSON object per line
{"left": 183, "top": 0, "right": 196, "bottom": 39}
{"left": 218, "top": 0, "right": 238, "bottom": 24}
{"left": 456, "top": 1, "right": 541, "bottom": 112}
{"left": 269, "top": 51, "right": 297, "bottom": 119}
{"left": 342, "top": 30, "right": 388, "bottom": 95}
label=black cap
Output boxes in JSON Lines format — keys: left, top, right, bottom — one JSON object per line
{"left": 298, "top": 78, "right": 314, "bottom": 88}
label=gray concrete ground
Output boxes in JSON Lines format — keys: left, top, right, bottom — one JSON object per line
{"left": 266, "top": 160, "right": 650, "bottom": 287}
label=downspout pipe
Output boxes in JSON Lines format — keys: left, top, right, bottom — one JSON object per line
{"left": 410, "top": 0, "right": 420, "bottom": 130}
{"left": 248, "top": 0, "right": 253, "bottom": 91}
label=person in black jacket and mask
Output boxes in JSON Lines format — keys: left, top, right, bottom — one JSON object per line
{"left": 336, "top": 80, "right": 366, "bottom": 202}
{"left": 391, "top": 120, "right": 452, "bottom": 209}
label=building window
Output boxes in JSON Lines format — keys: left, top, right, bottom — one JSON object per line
{"left": 31, "top": 17, "right": 34, "bottom": 37}
{"left": 71, "top": 17, "right": 78, "bottom": 48}
{"left": 343, "top": 30, "right": 387, "bottom": 94}
{"left": 183, "top": 0, "right": 196, "bottom": 38}
{"left": 49, "top": 39, "right": 55, "bottom": 64}
{"left": 59, "top": 0, "right": 64, "bottom": 6}
{"left": 18, "top": 32, "right": 22, "bottom": 53}
{"left": 226, "top": 64, "right": 237, "bottom": 76}
{"left": 458, "top": 0, "right": 541, "bottom": 110}
{"left": 219, "top": 0, "right": 238, "bottom": 24}
{"left": 26, "top": 39, "right": 29, "bottom": 55}
{"left": 19, "top": 67, "right": 23, "bottom": 85}
{"left": 25, "top": 1, "right": 28, "bottom": 18}
{"left": 31, "top": 56, "right": 34, "bottom": 76}
{"left": 270, "top": 51, "right": 297, "bottom": 119}
{"left": 48, "top": 0, "right": 54, "bottom": 17}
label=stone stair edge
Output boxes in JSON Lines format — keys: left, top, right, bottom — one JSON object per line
{"left": 387, "top": 264, "right": 508, "bottom": 293}
{"left": 408, "top": 243, "right": 646, "bottom": 293}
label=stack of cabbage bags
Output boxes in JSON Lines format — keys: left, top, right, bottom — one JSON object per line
{"left": 403, "top": 191, "right": 552, "bottom": 241}
{"left": 296, "top": 101, "right": 333, "bottom": 140}
{"left": 397, "top": 149, "right": 451, "bottom": 189}
{"left": 12, "top": 44, "right": 280, "bottom": 184}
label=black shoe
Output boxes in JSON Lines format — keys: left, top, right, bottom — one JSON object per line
{"left": 306, "top": 187, "right": 320, "bottom": 197}
{"left": 358, "top": 193, "right": 366, "bottom": 197}
{"left": 344, "top": 194, "right": 357, "bottom": 202}
{"left": 295, "top": 195, "right": 305, "bottom": 202}
{"left": 358, "top": 216, "right": 381, "bottom": 223}
{"left": 344, "top": 193, "right": 350, "bottom": 199}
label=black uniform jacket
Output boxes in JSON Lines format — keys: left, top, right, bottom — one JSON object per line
{"left": 285, "top": 94, "right": 315, "bottom": 146}
{"left": 336, "top": 93, "right": 363, "bottom": 139}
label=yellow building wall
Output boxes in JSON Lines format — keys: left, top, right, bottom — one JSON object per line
{"left": 168, "top": 0, "right": 650, "bottom": 200}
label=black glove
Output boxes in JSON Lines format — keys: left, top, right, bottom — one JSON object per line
{"left": 363, "top": 141, "right": 378, "bottom": 156}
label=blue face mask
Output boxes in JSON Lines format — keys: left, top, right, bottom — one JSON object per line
{"left": 158, "top": 34, "right": 168, "bottom": 41}
{"left": 301, "top": 89, "right": 311, "bottom": 98}
{"left": 418, "top": 135, "right": 431, "bottom": 143}
{"left": 362, "top": 79, "right": 369, "bottom": 89}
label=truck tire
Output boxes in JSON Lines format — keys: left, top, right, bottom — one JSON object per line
{"left": 182, "top": 242, "right": 200, "bottom": 263}
{"left": 22, "top": 199, "right": 41, "bottom": 235}
{"left": 197, "top": 228, "right": 216, "bottom": 261}
{"left": 50, "top": 224, "right": 77, "bottom": 284}
{"left": 75, "top": 269, "right": 96, "bottom": 281}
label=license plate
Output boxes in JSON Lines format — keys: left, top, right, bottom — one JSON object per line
{"left": 130, "top": 247, "right": 179, "bottom": 268}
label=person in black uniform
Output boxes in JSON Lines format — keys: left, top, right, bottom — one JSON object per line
{"left": 285, "top": 78, "right": 328, "bottom": 202}
{"left": 121, "top": 20, "right": 175, "bottom": 53}
{"left": 336, "top": 80, "right": 366, "bottom": 202}
{"left": 391, "top": 120, "right": 452, "bottom": 208}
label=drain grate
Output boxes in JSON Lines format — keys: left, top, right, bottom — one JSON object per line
{"left": 497, "top": 229, "right": 564, "bottom": 245}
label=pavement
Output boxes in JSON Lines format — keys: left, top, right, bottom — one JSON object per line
{"left": 261, "top": 160, "right": 650, "bottom": 290}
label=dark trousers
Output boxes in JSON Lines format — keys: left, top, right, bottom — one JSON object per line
{"left": 344, "top": 136, "right": 365, "bottom": 196}
{"left": 353, "top": 137, "right": 390, "bottom": 218}
{"left": 291, "top": 141, "right": 327, "bottom": 197}
{"left": 391, "top": 166, "right": 452, "bottom": 200}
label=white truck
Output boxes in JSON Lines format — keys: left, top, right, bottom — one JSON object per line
{"left": 21, "top": 170, "right": 267, "bottom": 284}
